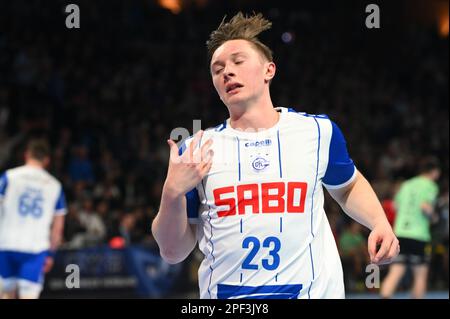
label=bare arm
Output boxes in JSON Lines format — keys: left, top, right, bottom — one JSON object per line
{"left": 152, "top": 190, "right": 197, "bottom": 264}
{"left": 43, "top": 214, "right": 65, "bottom": 273}
{"left": 152, "top": 130, "right": 213, "bottom": 264}
{"left": 421, "top": 202, "right": 434, "bottom": 216}
{"left": 327, "top": 170, "right": 399, "bottom": 265}
{"left": 50, "top": 214, "right": 65, "bottom": 251}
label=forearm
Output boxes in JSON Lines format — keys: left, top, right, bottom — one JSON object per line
{"left": 50, "top": 215, "right": 65, "bottom": 251}
{"left": 50, "top": 234, "right": 62, "bottom": 251}
{"left": 421, "top": 202, "right": 434, "bottom": 216}
{"left": 335, "top": 172, "right": 389, "bottom": 230}
{"left": 151, "top": 186, "right": 197, "bottom": 264}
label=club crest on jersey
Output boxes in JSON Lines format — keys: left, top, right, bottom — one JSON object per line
{"left": 252, "top": 157, "right": 270, "bottom": 172}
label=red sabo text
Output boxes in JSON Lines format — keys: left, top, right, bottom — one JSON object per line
{"left": 213, "top": 182, "right": 308, "bottom": 217}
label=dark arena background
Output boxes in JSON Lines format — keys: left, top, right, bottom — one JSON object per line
{"left": 0, "top": 0, "right": 448, "bottom": 300}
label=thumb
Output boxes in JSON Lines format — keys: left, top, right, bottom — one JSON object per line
{"left": 167, "top": 139, "right": 179, "bottom": 159}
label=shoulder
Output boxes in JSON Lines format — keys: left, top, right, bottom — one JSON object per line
{"left": 211, "top": 120, "right": 227, "bottom": 133}
{"left": 178, "top": 127, "right": 217, "bottom": 155}
{"left": 35, "top": 169, "right": 63, "bottom": 190}
{"left": 284, "top": 107, "right": 341, "bottom": 141}
{"left": 285, "top": 107, "right": 330, "bottom": 120}
{"left": 284, "top": 107, "right": 333, "bottom": 128}
{"left": 3, "top": 166, "right": 24, "bottom": 179}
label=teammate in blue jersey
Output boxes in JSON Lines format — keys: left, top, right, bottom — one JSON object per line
{"left": 152, "top": 12, "right": 399, "bottom": 298}
{"left": 0, "top": 139, "right": 66, "bottom": 299}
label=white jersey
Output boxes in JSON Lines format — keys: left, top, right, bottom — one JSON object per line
{"left": 0, "top": 165, "right": 67, "bottom": 253}
{"left": 182, "top": 107, "right": 357, "bottom": 299}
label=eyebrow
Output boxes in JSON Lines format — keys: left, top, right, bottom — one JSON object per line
{"left": 211, "top": 52, "right": 248, "bottom": 68}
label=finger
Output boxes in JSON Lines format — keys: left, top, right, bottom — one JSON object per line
{"left": 188, "top": 130, "right": 204, "bottom": 162}
{"left": 201, "top": 150, "right": 214, "bottom": 167}
{"left": 374, "top": 242, "right": 398, "bottom": 266}
{"left": 367, "top": 233, "right": 378, "bottom": 262}
{"left": 200, "top": 159, "right": 214, "bottom": 176}
{"left": 200, "top": 139, "right": 213, "bottom": 162}
{"left": 387, "top": 239, "right": 400, "bottom": 260}
{"left": 374, "top": 238, "right": 392, "bottom": 264}
{"left": 167, "top": 139, "right": 180, "bottom": 159}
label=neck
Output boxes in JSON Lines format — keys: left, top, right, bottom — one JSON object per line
{"left": 26, "top": 159, "right": 44, "bottom": 169}
{"left": 228, "top": 91, "right": 278, "bottom": 131}
{"left": 420, "top": 173, "right": 435, "bottom": 181}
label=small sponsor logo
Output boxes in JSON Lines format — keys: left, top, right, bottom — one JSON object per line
{"left": 245, "top": 139, "right": 272, "bottom": 147}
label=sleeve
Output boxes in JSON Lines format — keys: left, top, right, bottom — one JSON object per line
{"left": 423, "top": 183, "right": 439, "bottom": 206}
{"left": 54, "top": 187, "right": 67, "bottom": 215}
{"left": 179, "top": 140, "right": 200, "bottom": 223}
{"left": 322, "top": 121, "right": 357, "bottom": 189}
{"left": 0, "top": 172, "right": 7, "bottom": 199}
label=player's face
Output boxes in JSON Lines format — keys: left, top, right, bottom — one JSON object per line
{"left": 210, "top": 39, "right": 274, "bottom": 109}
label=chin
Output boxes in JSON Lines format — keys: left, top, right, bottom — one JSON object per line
{"left": 225, "top": 100, "right": 247, "bottom": 111}
{"left": 226, "top": 94, "right": 248, "bottom": 106}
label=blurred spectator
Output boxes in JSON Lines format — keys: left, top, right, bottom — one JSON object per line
{"left": 69, "top": 145, "right": 95, "bottom": 184}
{"left": 118, "top": 212, "right": 140, "bottom": 245}
{"left": 339, "top": 221, "right": 369, "bottom": 291}
{"left": 69, "top": 198, "right": 107, "bottom": 247}
{"left": 63, "top": 203, "right": 87, "bottom": 247}
{"left": 430, "top": 187, "right": 449, "bottom": 288}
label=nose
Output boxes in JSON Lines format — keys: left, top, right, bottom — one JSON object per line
{"left": 223, "top": 64, "right": 235, "bottom": 80}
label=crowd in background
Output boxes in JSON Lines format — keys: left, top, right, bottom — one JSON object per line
{"left": 0, "top": 0, "right": 448, "bottom": 294}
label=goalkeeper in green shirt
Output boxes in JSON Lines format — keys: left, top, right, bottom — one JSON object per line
{"left": 380, "top": 157, "right": 441, "bottom": 298}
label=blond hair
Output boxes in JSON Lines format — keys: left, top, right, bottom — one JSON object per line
{"left": 206, "top": 12, "right": 273, "bottom": 63}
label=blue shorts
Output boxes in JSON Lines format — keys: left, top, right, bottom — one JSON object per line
{"left": 0, "top": 250, "right": 48, "bottom": 283}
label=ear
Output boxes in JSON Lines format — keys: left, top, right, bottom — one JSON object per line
{"left": 264, "top": 62, "right": 276, "bottom": 83}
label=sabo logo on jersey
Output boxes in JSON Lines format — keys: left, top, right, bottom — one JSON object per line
{"left": 213, "top": 182, "right": 308, "bottom": 217}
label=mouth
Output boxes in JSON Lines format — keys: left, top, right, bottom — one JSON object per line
{"left": 226, "top": 83, "right": 244, "bottom": 94}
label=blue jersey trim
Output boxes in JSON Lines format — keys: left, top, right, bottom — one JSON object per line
{"left": 178, "top": 139, "right": 200, "bottom": 220}
{"left": 201, "top": 177, "right": 215, "bottom": 299}
{"left": 0, "top": 173, "right": 8, "bottom": 197}
{"left": 186, "top": 189, "right": 200, "bottom": 219}
{"left": 217, "top": 283, "right": 303, "bottom": 299}
{"left": 323, "top": 121, "right": 355, "bottom": 186}
{"left": 236, "top": 136, "right": 241, "bottom": 182}
{"left": 215, "top": 121, "right": 227, "bottom": 132}
{"left": 308, "top": 243, "right": 315, "bottom": 298}
{"left": 198, "top": 136, "right": 215, "bottom": 299}
{"left": 288, "top": 107, "right": 329, "bottom": 119}
{"left": 276, "top": 130, "right": 283, "bottom": 178}
{"left": 54, "top": 188, "right": 67, "bottom": 214}
{"left": 178, "top": 141, "right": 187, "bottom": 156}
{"left": 310, "top": 117, "right": 322, "bottom": 238}
{"left": 307, "top": 117, "right": 321, "bottom": 298}
{"left": 280, "top": 217, "right": 283, "bottom": 233}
